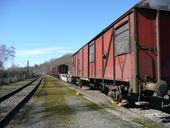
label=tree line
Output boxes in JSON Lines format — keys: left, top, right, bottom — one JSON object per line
{"left": 0, "top": 44, "right": 35, "bottom": 85}
{"left": 33, "top": 53, "right": 72, "bottom": 75}
{"left": 0, "top": 44, "right": 72, "bottom": 85}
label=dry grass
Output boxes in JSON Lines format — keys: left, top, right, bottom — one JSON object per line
{"left": 34, "top": 76, "right": 74, "bottom": 126}
{"left": 0, "top": 78, "right": 33, "bottom": 93}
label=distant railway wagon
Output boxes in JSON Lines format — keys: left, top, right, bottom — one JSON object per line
{"left": 49, "top": 64, "right": 68, "bottom": 78}
{"left": 57, "top": 64, "right": 69, "bottom": 74}
{"left": 71, "top": 0, "right": 170, "bottom": 108}
{"left": 57, "top": 64, "right": 69, "bottom": 81}
{"left": 49, "top": 67, "right": 58, "bottom": 77}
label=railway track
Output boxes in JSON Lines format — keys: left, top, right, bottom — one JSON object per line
{"left": 0, "top": 77, "right": 40, "bottom": 103}
{"left": 0, "top": 76, "right": 43, "bottom": 128}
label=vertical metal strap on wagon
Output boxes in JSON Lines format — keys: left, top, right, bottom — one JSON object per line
{"left": 102, "top": 35, "right": 104, "bottom": 87}
{"left": 156, "top": 10, "right": 161, "bottom": 81}
{"left": 94, "top": 40, "right": 96, "bottom": 82}
{"left": 133, "top": 8, "right": 139, "bottom": 93}
{"left": 82, "top": 48, "right": 84, "bottom": 78}
{"left": 103, "top": 28, "right": 115, "bottom": 78}
{"left": 113, "top": 29, "right": 116, "bottom": 86}
{"left": 88, "top": 43, "right": 89, "bottom": 78}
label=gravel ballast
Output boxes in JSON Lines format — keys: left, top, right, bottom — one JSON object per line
{"left": 0, "top": 78, "right": 34, "bottom": 97}
{"left": 65, "top": 82, "right": 170, "bottom": 128}
{"left": 0, "top": 77, "right": 42, "bottom": 124}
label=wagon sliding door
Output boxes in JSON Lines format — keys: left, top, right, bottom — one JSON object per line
{"left": 77, "top": 50, "right": 83, "bottom": 77}
{"left": 114, "top": 22, "right": 131, "bottom": 82}
{"left": 89, "top": 42, "right": 95, "bottom": 78}
{"left": 136, "top": 9, "right": 157, "bottom": 82}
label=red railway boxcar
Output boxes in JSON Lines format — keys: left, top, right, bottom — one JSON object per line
{"left": 49, "top": 67, "right": 57, "bottom": 77}
{"left": 72, "top": 0, "right": 170, "bottom": 108}
{"left": 57, "top": 64, "right": 69, "bottom": 74}
{"left": 57, "top": 64, "right": 69, "bottom": 81}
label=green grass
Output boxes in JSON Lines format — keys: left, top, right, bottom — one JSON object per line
{"left": 17, "top": 104, "right": 34, "bottom": 123}
{"left": 0, "top": 78, "right": 34, "bottom": 93}
{"left": 35, "top": 76, "right": 73, "bottom": 125}
{"left": 43, "top": 76, "right": 162, "bottom": 128}
{"left": 132, "top": 118, "right": 162, "bottom": 128}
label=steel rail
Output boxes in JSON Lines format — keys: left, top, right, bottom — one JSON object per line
{"left": 0, "top": 76, "right": 41, "bottom": 103}
{"left": 0, "top": 76, "right": 43, "bottom": 128}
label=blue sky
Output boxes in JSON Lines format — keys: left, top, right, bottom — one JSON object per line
{"left": 0, "top": 0, "right": 140, "bottom": 67}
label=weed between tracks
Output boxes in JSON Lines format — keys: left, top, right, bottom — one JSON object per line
{"left": 132, "top": 117, "right": 160, "bottom": 128}
{"left": 35, "top": 76, "right": 106, "bottom": 122}
{"left": 6, "top": 76, "right": 112, "bottom": 127}
{"left": 37, "top": 77, "right": 163, "bottom": 128}
{"left": 35, "top": 76, "right": 74, "bottom": 126}
{"left": 0, "top": 78, "right": 33, "bottom": 93}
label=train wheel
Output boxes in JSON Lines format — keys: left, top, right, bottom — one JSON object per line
{"left": 155, "top": 80, "right": 168, "bottom": 97}
{"left": 79, "top": 80, "right": 82, "bottom": 88}
{"left": 108, "top": 90, "right": 122, "bottom": 102}
{"left": 115, "top": 90, "right": 122, "bottom": 102}
{"left": 102, "top": 85, "right": 109, "bottom": 94}
{"left": 108, "top": 91, "right": 116, "bottom": 99}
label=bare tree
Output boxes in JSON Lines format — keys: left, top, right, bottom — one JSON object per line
{"left": 0, "top": 44, "right": 15, "bottom": 68}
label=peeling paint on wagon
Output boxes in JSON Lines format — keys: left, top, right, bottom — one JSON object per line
{"left": 71, "top": 0, "right": 170, "bottom": 105}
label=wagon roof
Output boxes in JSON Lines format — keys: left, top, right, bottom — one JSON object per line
{"left": 73, "top": 0, "right": 170, "bottom": 56}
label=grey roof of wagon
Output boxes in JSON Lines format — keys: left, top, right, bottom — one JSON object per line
{"left": 72, "top": 0, "right": 170, "bottom": 56}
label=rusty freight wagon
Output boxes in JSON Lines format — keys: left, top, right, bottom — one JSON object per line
{"left": 71, "top": 0, "right": 170, "bottom": 108}
{"left": 57, "top": 64, "right": 69, "bottom": 81}
{"left": 49, "top": 64, "right": 68, "bottom": 78}
{"left": 49, "top": 67, "right": 58, "bottom": 77}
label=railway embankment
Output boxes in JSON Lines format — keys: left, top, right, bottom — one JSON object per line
{"left": 6, "top": 75, "right": 158, "bottom": 128}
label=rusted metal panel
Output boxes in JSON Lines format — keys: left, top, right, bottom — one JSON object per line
{"left": 115, "top": 22, "right": 130, "bottom": 56}
{"left": 105, "top": 40, "right": 114, "bottom": 79}
{"left": 103, "top": 28, "right": 113, "bottom": 79}
{"left": 138, "top": 50, "right": 157, "bottom": 80}
{"left": 75, "top": 55, "right": 77, "bottom": 76}
{"left": 72, "top": 54, "right": 78, "bottom": 77}
{"left": 95, "top": 36, "right": 103, "bottom": 79}
{"left": 71, "top": 2, "right": 170, "bottom": 94}
{"left": 89, "top": 41, "right": 95, "bottom": 78}
{"left": 71, "top": 56, "right": 74, "bottom": 76}
{"left": 82, "top": 44, "right": 89, "bottom": 78}
{"left": 114, "top": 16, "right": 129, "bottom": 29}
{"left": 77, "top": 51, "right": 80, "bottom": 77}
{"left": 137, "top": 9, "right": 157, "bottom": 82}
{"left": 159, "top": 11, "right": 170, "bottom": 83}
{"left": 114, "top": 16, "right": 132, "bottom": 82}
{"left": 129, "top": 11, "right": 138, "bottom": 93}
{"left": 115, "top": 54, "right": 132, "bottom": 81}
{"left": 50, "top": 67, "right": 57, "bottom": 77}
{"left": 137, "top": 9, "right": 157, "bottom": 48}
{"left": 156, "top": 10, "right": 161, "bottom": 82}
{"left": 89, "top": 63, "right": 95, "bottom": 78}
{"left": 77, "top": 50, "right": 83, "bottom": 77}
{"left": 104, "top": 28, "right": 112, "bottom": 56}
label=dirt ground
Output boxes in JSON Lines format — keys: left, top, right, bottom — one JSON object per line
{"left": 6, "top": 76, "right": 155, "bottom": 128}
